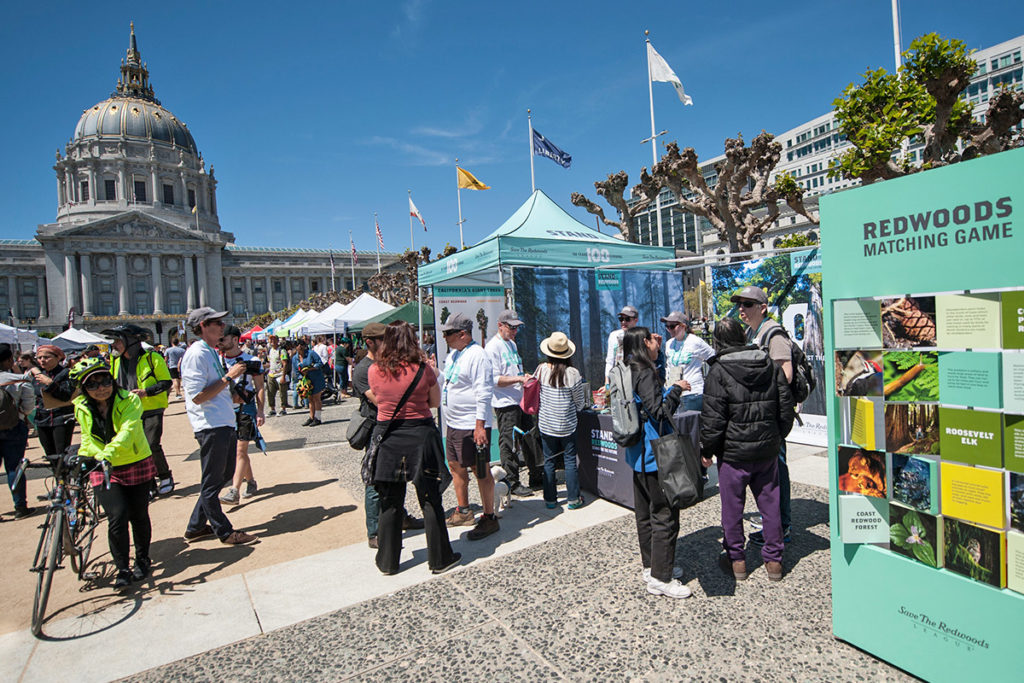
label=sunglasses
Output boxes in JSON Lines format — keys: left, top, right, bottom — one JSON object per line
{"left": 442, "top": 330, "right": 461, "bottom": 337}
{"left": 83, "top": 375, "right": 113, "bottom": 390}
{"left": 665, "top": 323, "right": 678, "bottom": 330}
{"left": 737, "top": 301, "right": 761, "bottom": 309}
{"left": 618, "top": 315, "right": 636, "bottom": 322}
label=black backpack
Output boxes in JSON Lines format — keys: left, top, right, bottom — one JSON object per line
{"left": 0, "top": 385, "right": 20, "bottom": 431}
{"left": 761, "top": 326, "right": 815, "bottom": 404}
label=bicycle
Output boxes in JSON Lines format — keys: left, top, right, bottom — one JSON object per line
{"left": 12, "top": 447, "right": 109, "bottom": 637}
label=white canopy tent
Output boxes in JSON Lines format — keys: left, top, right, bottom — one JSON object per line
{"left": 54, "top": 328, "right": 111, "bottom": 345}
{"left": 303, "top": 294, "right": 394, "bottom": 335}
{"left": 0, "top": 323, "right": 39, "bottom": 347}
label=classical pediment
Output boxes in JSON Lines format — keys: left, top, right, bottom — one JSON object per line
{"left": 46, "top": 211, "right": 214, "bottom": 242}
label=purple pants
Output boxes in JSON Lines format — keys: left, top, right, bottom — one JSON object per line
{"left": 718, "top": 458, "right": 783, "bottom": 563}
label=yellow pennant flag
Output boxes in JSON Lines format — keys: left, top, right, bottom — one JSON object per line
{"left": 457, "top": 166, "right": 490, "bottom": 190}
{"left": 191, "top": 204, "right": 198, "bottom": 214}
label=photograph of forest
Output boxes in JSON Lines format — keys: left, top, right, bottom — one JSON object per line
{"left": 711, "top": 252, "right": 825, "bottom": 417}
{"left": 512, "top": 267, "right": 685, "bottom": 387}
{"left": 943, "top": 518, "right": 1003, "bottom": 588}
{"left": 881, "top": 296, "right": 937, "bottom": 348}
{"left": 1011, "top": 473, "right": 1024, "bottom": 533}
{"left": 885, "top": 403, "right": 940, "bottom": 455}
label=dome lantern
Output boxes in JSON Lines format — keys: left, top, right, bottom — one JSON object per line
{"left": 113, "top": 21, "right": 159, "bottom": 104}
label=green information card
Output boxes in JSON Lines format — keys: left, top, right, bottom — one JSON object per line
{"left": 938, "top": 351, "right": 1002, "bottom": 409}
{"left": 1004, "top": 415, "right": 1024, "bottom": 474}
{"left": 938, "top": 407, "right": 1003, "bottom": 468}
{"left": 1003, "top": 354, "right": 1024, "bottom": 413}
{"left": 834, "top": 299, "right": 882, "bottom": 348}
{"left": 936, "top": 293, "right": 1002, "bottom": 349}
{"left": 839, "top": 494, "right": 889, "bottom": 544}
{"left": 1002, "top": 291, "right": 1024, "bottom": 349}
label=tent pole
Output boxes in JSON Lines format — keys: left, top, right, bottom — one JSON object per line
{"left": 417, "top": 288, "right": 423, "bottom": 348}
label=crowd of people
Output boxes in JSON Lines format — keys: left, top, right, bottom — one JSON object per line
{"left": 0, "top": 284, "right": 797, "bottom": 599}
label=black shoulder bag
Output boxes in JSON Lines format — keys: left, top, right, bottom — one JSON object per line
{"left": 360, "top": 364, "right": 426, "bottom": 485}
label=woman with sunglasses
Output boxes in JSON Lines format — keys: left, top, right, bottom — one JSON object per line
{"left": 621, "top": 327, "right": 691, "bottom": 599}
{"left": 71, "top": 358, "right": 156, "bottom": 589}
{"left": 25, "top": 345, "right": 76, "bottom": 460}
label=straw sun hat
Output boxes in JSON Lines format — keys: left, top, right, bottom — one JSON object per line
{"left": 540, "top": 331, "right": 576, "bottom": 359}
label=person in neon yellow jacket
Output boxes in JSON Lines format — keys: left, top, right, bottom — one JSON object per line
{"left": 71, "top": 358, "right": 156, "bottom": 589}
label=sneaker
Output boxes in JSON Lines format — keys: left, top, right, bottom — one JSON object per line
{"left": 114, "top": 569, "right": 133, "bottom": 589}
{"left": 310, "top": 418, "right": 322, "bottom": 427}
{"left": 765, "top": 561, "right": 783, "bottom": 581}
{"left": 467, "top": 514, "right": 500, "bottom": 541}
{"left": 156, "top": 476, "right": 175, "bottom": 495}
{"left": 402, "top": 514, "right": 425, "bottom": 530}
{"left": 14, "top": 506, "right": 35, "bottom": 520}
{"left": 749, "top": 526, "right": 791, "bottom": 546}
{"left": 641, "top": 566, "right": 684, "bottom": 584}
{"left": 221, "top": 531, "right": 259, "bottom": 545}
{"left": 368, "top": 536, "right": 378, "bottom": 549}
{"left": 302, "top": 417, "right": 314, "bottom": 426}
{"left": 510, "top": 484, "right": 534, "bottom": 498}
{"left": 131, "top": 557, "right": 152, "bottom": 581}
{"left": 431, "top": 552, "right": 462, "bottom": 574}
{"left": 219, "top": 487, "right": 240, "bottom": 505}
{"left": 446, "top": 507, "right": 475, "bottom": 527}
{"left": 568, "top": 497, "right": 585, "bottom": 510}
{"left": 280, "top": 409, "right": 287, "bottom": 415}
{"left": 184, "top": 524, "right": 214, "bottom": 542}
{"left": 242, "top": 480, "right": 258, "bottom": 499}
{"left": 268, "top": 409, "right": 277, "bottom": 417}
{"left": 545, "top": 501, "right": 557, "bottom": 509}
{"left": 749, "top": 515, "right": 764, "bottom": 530}
{"left": 646, "top": 578, "right": 692, "bottom": 599}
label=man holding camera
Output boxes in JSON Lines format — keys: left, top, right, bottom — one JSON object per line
{"left": 217, "top": 325, "right": 266, "bottom": 505}
{"left": 180, "top": 308, "right": 258, "bottom": 545}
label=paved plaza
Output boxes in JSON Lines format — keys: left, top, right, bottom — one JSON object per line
{"left": 0, "top": 398, "right": 915, "bottom": 682}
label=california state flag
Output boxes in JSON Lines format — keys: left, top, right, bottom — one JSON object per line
{"left": 409, "top": 196, "right": 426, "bottom": 231}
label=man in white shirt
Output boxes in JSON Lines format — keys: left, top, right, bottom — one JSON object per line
{"left": 266, "top": 334, "right": 288, "bottom": 416}
{"left": 179, "top": 308, "right": 258, "bottom": 546}
{"left": 485, "top": 309, "right": 537, "bottom": 497}
{"left": 660, "top": 311, "right": 715, "bottom": 412}
{"left": 441, "top": 313, "right": 499, "bottom": 541}
{"left": 605, "top": 305, "right": 639, "bottom": 383}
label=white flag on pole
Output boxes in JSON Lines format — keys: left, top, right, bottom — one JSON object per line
{"left": 409, "top": 196, "right": 426, "bottom": 231}
{"left": 647, "top": 43, "right": 693, "bottom": 106}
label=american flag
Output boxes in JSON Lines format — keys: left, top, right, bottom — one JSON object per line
{"left": 375, "top": 219, "right": 385, "bottom": 250}
{"left": 350, "top": 235, "right": 358, "bottom": 264}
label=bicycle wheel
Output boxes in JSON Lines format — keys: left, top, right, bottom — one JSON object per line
{"left": 72, "top": 487, "right": 100, "bottom": 578}
{"left": 31, "top": 507, "right": 64, "bottom": 637}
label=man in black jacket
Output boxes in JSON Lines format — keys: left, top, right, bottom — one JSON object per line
{"left": 700, "top": 318, "right": 795, "bottom": 581}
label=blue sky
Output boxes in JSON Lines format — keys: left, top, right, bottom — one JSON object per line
{"left": 1, "top": 1, "right": 1021, "bottom": 255}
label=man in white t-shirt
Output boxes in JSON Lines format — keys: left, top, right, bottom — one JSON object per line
{"left": 179, "top": 308, "right": 258, "bottom": 546}
{"left": 660, "top": 311, "right": 715, "bottom": 412}
{"left": 441, "top": 312, "right": 499, "bottom": 541}
{"left": 485, "top": 309, "right": 537, "bottom": 497}
{"left": 605, "top": 305, "right": 639, "bottom": 383}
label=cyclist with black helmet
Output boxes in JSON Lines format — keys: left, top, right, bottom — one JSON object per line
{"left": 102, "top": 324, "right": 175, "bottom": 496}
{"left": 70, "top": 357, "right": 156, "bottom": 589}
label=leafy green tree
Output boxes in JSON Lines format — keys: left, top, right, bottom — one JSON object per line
{"left": 831, "top": 33, "right": 1024, "bottom": 184}
{"left": 775, "top": 231, "right": 818, "bottom": 249}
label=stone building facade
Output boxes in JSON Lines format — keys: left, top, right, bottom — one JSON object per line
{"left": 0, "top": 25, "right": 397, "bottom": 342}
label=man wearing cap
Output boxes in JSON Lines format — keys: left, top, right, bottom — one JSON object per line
{"left": 179, "top": 308, "right": 258, "bottom": 545}
{"left": 351, "top": 322, "right": 424, "bottom": 548}
{"left": 485, "top": 310, "right": 538, "bottom": 497}
{"left": 661, "top": 312, "right": 716, "bottom": 412}
{"left": 731, "top": 285, "right": 793, "bottom": 545}
{"left": 216, "top": 325, "right": 266, "bottom": 505}
{"left": 440, "top": 312, "right": 499, "bottom": 540}
{"left": 103, "top": 324, "right": 175, "bottom": 495}
{"left": 605, "top": 305, "right": 639, "bottom": 383}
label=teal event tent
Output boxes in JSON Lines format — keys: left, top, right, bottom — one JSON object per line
{"left": 417, "top": 190, "right": 675, "bottom": 288}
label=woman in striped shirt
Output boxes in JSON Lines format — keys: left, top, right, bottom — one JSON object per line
{"left": 535, "top": 332, "right": 587, "bottom": 510}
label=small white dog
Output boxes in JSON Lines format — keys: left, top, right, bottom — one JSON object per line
{"left": 491, "top": 465, "right": 511, "bottom": 517}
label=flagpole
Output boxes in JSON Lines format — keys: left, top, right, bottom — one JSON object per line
{"left": 645, "top": 30, "right": 665, "bottom": 248}
{"left": 374, "top": 212, "right": 382, "bottom": 273}
{"left": 528, "top": 109, "right": 536, "bottom": 194}
{"left": 348, "top": 230, "right": 356, "bottom": 290}
{"left": 455, "top": 157, "right": 464, "bottom": 249}
{"left": 329, "top": 245, "right": 336, "bottom": 291}
{"left": 408, "top": 190, "right": 415, "bottom": 252}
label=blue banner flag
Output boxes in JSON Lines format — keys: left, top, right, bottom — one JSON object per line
{"left": 532, "top": 129, "right": 572, "bottom": 168}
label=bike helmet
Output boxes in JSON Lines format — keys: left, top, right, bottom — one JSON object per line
{"left": 100, "top": 323, "right": 151, "bottom": 344}
{"left": 70, "top": 357, "right": 112, "bottom": 385}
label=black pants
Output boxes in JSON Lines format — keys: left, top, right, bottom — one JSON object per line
{"left": 95, "top": 481, "right": 152, "bottom": 571}
{"left": 633, "top": 470, "right": 680, "bottom": 582}
{"left": 142, "top": 411, "right": 171, "bottom": 479}
{"left": 374, "top": 478, "right": 454, "bottom": 574}
{"left": 337, "top": 363, "right": 349, "bottom": 392}
{"left": 37, "top": 420, "right": 75, "bottom": 458}
{"left": 187, "top": 427, "right": 237, "bottom": 539}
{"left": 494, "top": 405, "right": 540, "bottom": 488}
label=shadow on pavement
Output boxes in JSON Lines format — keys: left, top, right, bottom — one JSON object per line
{"left": 244, "top": 504, "right": 358, "bottom": 539}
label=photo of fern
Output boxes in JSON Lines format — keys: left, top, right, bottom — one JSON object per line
{"left": 880, "top": 296, "right": 937, "bottom": 348}
{"left": 1011, "top": 473, "right": 1024, "bottom": 533}
{"left": 943, "top": 517, "right": 1002, "bottom": 588}
{"left": 882, "top": 351, "right": 939, "bottom": 402}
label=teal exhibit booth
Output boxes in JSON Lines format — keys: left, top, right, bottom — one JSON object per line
{"left": 820, "top": 147, "right": 1023, "bottom": 680}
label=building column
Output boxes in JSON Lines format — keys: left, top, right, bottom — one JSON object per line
{"left": 118, "top": 163, "right": 127, "bottom": 207}
{"left": 87, "top": 163, "right": 97, "bottom": 206}
{"left": 264, "top": 275, "right": 271, "bottom": 312}
{"left": 184, "top": 254, "right": 196, "bottom": 309}
{"left": 36, "top": 275, "right": 47, "bottom": 318}
{"left": 286, "top": 276, "right": 294, "bottom": 308}
{"left": 179, "top": 171, "right": 187, "bottom": 210}
{"left": 65, "top": 169, "right": 74, "bottom": 204}
{"left": 64, "top": 252, "right": 77, "bottom": 316}
{"left": 115, "top": 253, "right": 129, "bottom": 315}
{"left": 197, "top": 253, "right": 208, "bottom": 306}
{"left": 245, "top": 276, "right": 254, "bottom": 316}
{"left": 55, "top": 173, "right": 63, "bottom": 207}
{"left": 303, "top": 276, "right": 310, "bottom": 301}
{"left": 150, "top": 165, "right": 159, "bottom": 206}
{"left": 6, "top": 275, "right": 17, "bottom": 320}
{"left": 151, "top": 254, "right": 164, "bottom": 315}
{"left": 80, "top": 253, "right": 93, "bottom": 317}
